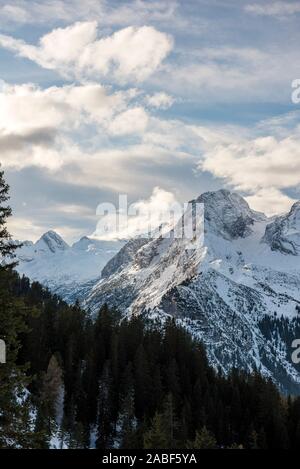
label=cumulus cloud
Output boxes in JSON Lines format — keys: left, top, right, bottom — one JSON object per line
{"left": 200, "top": 134, "right": 300, "bottom": 193}
{"left": 245, "top": 1, "right": 300, "bottom": 18}
{"left": 1, "top": 75, "right": 299, "bottom": 217}
{"left": 245, "top": 188, "right": 296, "bottom": 216}
{"left": 0, "top": 81, "right": 135, "bottom": 132}
{"left": 0, "top": 22, "right": 173, "bottom": 83}
{"left": 0, "top": 77, "right": 198, "bottom": 199}
{"left": 0, "top": 81, "right": 142, "bottom": 168}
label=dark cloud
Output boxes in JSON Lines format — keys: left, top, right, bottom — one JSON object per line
{"left": 0, "top": 127, "right": 57, "bottom": 152}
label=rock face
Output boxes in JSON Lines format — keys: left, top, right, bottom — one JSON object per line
{"left": 83, "top": 190, "right": 300, "bottom": 394}
{"left": 198, "top": 189, "right": 266, "bottom": 240}
{"left": 263, "top": 201, "right": 300, "bottom": 255}
{"left": 101, "top": 237, "right": 148, "bottom": 278}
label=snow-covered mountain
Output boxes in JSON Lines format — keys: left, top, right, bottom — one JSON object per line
{"left": 83, "top": 190, "right": 300, "bottom": 394}
{"left": 14, "top": 190, "right": 300, "bottom": 394}
{"left": 15, "top": 231, "right": 126, "bottom": 303}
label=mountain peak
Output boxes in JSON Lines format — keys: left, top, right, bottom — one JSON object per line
{"left": 196, "top": 189, "right": 264, "bottom": 240}
{"left": 72, "top": 236, "right": 95, "bottom": 251}
{"left": 35, "top": 230, "right": 69, "bottom": 254}
{"left": 263, "top": 199, "right": 300, "bottom": 255}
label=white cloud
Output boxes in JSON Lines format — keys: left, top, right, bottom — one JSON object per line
{"left": 200, "top": 133, "right": 300, "bottom": 193}
{"left": 107, "top": 107, "right": 149, "bottom": 135}
{"left": 142, "top": 117, "right": 205, "bottom": 152}
{"left": 0, "top": 22, "right": 173, "bottom": 83}
{"left": 152, "top": 44, "right": 300, "bottom": 104}
{"left": 0, "top": 81, "right": 141, "bottom": 169}
{"left": 93, "top": 186, "right": 180, "bottom": 240}
{"left": 144, "top": 92, "right": 175, "bottom": 109}
{"left": 245, "top": 1, "right": 300, "bottom": 18}
{"left": 0, "top": 78, "right": 197, "bottom": 196}
{"left": 245, "top": 188, "right": 297, "bottom": 216}
{"left": 0, "top": 81, "right": 134, "bottom": 132}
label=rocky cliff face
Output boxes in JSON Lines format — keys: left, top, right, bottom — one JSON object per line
{"left": 198, "top": 189, "right": 266, "bottom": 239}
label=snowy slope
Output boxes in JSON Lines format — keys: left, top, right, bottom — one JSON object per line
{"left": 15, "top": 231, "right": 126, "bottom": 303}
{"left": 84, "top": 190, "right": 300, "bottom": 394}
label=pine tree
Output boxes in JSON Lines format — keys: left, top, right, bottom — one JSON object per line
{"left": 115, "top": 386, "right": 137, "bottom": 448}
{"left": 115, "top": 363, "right": 137, "bottom": 448}
{"left": 0, "top": 168, "right": 37, "bottom": 447}
{"left": 96, "top": 360, "right": 114, "bottom": 449}
{"left": 143, "top": 412, "right": 169, "bottom": 449}
{"left": 161, "top": 393, "right": 178, "bottom": 448}
{"left": 187, "top": 426, "right": 217, "bottom": 449}
{"left": 38, "top": 354, "right": 64, "bottom": 439}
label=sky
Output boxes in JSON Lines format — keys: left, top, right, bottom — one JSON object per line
{"left": 0, "top": 0, "right": 300, "bottom": 242}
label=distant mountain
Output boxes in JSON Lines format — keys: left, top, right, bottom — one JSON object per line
{"left": 15, "top": 231, "right": 126, "bottom": 303}
{"left": 34, "top": 230, "right": 69, "bottom": 254}
{"left": 83, "top": 189, "right": 300, "bottom": 394}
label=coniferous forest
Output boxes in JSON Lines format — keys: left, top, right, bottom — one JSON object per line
{"left": 1, "top": 169, "right": 300, "bottom": 450}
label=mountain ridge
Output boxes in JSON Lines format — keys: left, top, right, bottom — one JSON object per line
{"left": 14, "top": 189, "right": 300, "bottom": 393}
{"left": 15, "top": 232, "right": 126, "bottom": 302}
{"left": 81, "top": 189, "right": 300, "bottom": 394}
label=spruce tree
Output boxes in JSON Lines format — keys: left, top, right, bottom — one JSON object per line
{"left": 115, "top": 363, "right": 137, "bottom": 448}
{"left": 96, "top": 360, "right": 114, "bottom": 449}
{"left": 143, "top": 412, "right": 169, "bottom": 449}
{"left": 0, "top": 167, "right": 19, "bottom": 261}
{"left": 41, "top": 355, "right": 64, "bottom": 435}
{"left": 0, "top": 167, "right": 36, "bottom": 447}
{"left": 187, "top": 426, "right": 217, "bottom": 449}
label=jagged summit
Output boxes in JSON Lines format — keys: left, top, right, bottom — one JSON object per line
{"left": 35, "top": 230, "right": 69, "bottom": 254}
{"left": 195, "top": 189, "right": 266, "bottom": 240}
